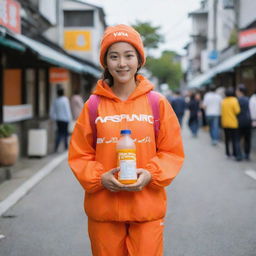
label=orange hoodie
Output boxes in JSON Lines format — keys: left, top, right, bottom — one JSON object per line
{"left": 68, "top": 75, "right": 184, "bottom": 222}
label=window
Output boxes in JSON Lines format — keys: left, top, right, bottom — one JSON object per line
{"left": 64, "top": 10, "right": 94, "bottom": 27}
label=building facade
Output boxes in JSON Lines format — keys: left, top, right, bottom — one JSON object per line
{"left": 0, "top": 0, "right": 105, "bottom": 157}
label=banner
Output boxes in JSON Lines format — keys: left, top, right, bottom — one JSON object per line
{"left": 239, "top": 29, "right": 256, "bottom": 48}
{"left": 0, "top": 0, "right": 21, "bottom": 34}
{"left": 49, "top": 68, "right": 69, "bottom": 83}
{"left": 64, "top": 30, "right": 91, "bottom": 51}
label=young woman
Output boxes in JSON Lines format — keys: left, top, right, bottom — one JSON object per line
{"left": 68, "top": 24, "right": 184, "bottom": 256}
{"left": 221, "top": 87, "right": 242, "bottom": 161}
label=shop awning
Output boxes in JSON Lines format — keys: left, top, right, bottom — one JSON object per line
{"left": 215, "top": 47, "right": 256, "bottom": 74}
{"left": 0, "top": 36, "right": 26, "bottom": 52}
{"left": 9, "top": 33, "right": 101, "bottom": 77}
{"left": 188, "top": 69, "right": 217, "bottom": 88}
{"left": 188, "top": 47, "right": 256, "bottom": 88}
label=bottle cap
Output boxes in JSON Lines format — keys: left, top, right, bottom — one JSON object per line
{"left": 120, "top": 129, "right": 131, "bottom": 135}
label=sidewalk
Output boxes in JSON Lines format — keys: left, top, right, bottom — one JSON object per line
{"left": 0, "top": 152, "right": 67, "bottom": 216}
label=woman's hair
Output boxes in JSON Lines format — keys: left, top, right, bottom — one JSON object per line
{"left": 102, "top": 48, "right": 143, "bottom": 87}
{"left": 225, "top": 87, "right": 235, "bottom": 97}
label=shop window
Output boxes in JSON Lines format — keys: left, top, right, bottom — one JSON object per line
{"left": 64, "top": 10, "right": 94, "bottom": 27}
{"left": 25, "top": 69, "right": 35, "bottom": 115}
{"left": 242, "top": 68, "right": 254, "bottom": 79}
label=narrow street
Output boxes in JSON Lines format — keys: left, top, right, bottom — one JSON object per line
{"left": 0, "top": 125, "right": 256, "bottom": 256}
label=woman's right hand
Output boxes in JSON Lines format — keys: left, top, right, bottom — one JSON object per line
{"left": 101, "top": 168, "right": 124, "bottom": 192}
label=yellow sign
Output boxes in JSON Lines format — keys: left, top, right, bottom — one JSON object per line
{"left": 64, "top": 31, "right": 91, "bottom": 51}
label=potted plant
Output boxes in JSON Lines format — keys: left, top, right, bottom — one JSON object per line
{"left": 0, "top": 123, "right": 19, "bottom": 166}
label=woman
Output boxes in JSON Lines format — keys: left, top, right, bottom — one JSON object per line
{"left": 68, "top": 24, "right": 184, "bottom": 256}
{"left": 221, "top": 87, "right": 242, "bottom": 161}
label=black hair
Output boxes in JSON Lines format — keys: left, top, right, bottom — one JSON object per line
{"left": 57, "top": 88, "right": 64, "bottom": 97}
{"left": 237, "top": 84, "right": 247, "bottom": 95}
{"left": 190, "top": 92, "right": 196, "bottom": 100}
{"left": 209, "top": 84, "right": 216, "bottom": 92}
{"left": 174, "top": 89, "right": 181, "bottom": 95}
{"left": 225, "top": 87, "right": 235, "bottom": 97}
{"left": 102, "top": 48, "right": 143, "bottom": 87}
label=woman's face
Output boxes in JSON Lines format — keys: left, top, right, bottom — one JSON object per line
{"left": 106, "top": 42, "right": 139, "bottom": 85}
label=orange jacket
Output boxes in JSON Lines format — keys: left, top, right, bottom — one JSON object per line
{"left": 68, "top": 75, "right": 184, "bottom": 222}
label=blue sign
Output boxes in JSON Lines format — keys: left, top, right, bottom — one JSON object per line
{"left": 208, "top": 50, "right": 219, "bottom": 60}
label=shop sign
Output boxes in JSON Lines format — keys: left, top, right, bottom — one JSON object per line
{"left": 208, "top": 50, "right": 219, "bottom": 61}
{"left": 239, "top": 29, "right": 256, "bottom": 48}
{"left": 3, "top": 104, "right": 33, "bottom": 123}
{"left": 49, "top": 68, "right": 69, "bottom": 83}
{"left": 0, "top": 0, "right": 21, "bottom": 34}
{"left": 64, "top": 30, "right": 91, "bottom": 51}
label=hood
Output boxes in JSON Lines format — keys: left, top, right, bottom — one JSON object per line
{"left": 93, "top": 75, "right": 154, "bottom": 101}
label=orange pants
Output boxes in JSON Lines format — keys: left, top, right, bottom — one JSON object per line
{"left": 88, "top": 218, "right": 164, "bottom": 256}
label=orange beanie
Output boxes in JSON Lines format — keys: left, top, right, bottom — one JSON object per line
{"left": 100, "top": 24, "right": 146, "bottom": 67}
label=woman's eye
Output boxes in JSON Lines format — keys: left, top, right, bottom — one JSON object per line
{"left": 126, "top": 54, "right": 134, "bottom": 58}
{"left": 110, "top": 55, "right": 118, "bottom": 59}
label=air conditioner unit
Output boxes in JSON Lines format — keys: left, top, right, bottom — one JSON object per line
{"left": 28, "top": 129, "right": 47, "bottom": 157}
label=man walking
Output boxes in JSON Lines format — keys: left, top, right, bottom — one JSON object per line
{"left": 236, "top": 84, "right": 251, "bottom": 160}
{"left": 50, "top": 87, "right": 72, "bottom": 152}
{"left": 171, "top": 90, "right": 187, "bottom": 126}
{"left": 203, "top": 85, "right": 222, "bottom": 145}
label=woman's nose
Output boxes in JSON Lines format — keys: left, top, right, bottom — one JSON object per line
{"left": 118, "top": 57, "right": 126, "bottom": 67}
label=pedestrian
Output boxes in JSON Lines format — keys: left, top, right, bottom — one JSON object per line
{"left": 171, "top": 89, "right": 187, "bottom": 126}
{"left": 50, "top": 87, "right": 72, "bottom": 152}
{"left": 187, "top": 92, "right": 200, "bottom": 137}
{"left": 236, "top": 84, "right": 252, "bottom": 160}
{"left": 249, "top": 89, "right": 256, "bottom": 128}
{"left": 221, "top": 87, "right": 242, "bottom": 161}
{"left": 202, "top": 85, "right": 222, "bottom": 145}
{"left": 70, "top": 89, "right": 84, "bottom": 120}
{"left": 68, "top": 24, "right": 184, "bottom": 256}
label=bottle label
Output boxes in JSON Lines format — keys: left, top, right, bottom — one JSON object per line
{"left": 117, "top": 149, "right": 137, "bottom": 180}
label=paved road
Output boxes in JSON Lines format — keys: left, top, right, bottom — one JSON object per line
{"left": 0, "top": 127, "right": 256, "bottom": 256}
{"left": 0, "top": 160, "right": 90, "bottom": 256}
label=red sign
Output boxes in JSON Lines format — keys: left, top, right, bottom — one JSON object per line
{"left": 0, "top": 0, "right": 21, "bottom": 34}
{"left": 49, "top": 68, "right": 70, "bottom": 83}
{"left": 239, "top": 29, "right": 256, "bottom": 48}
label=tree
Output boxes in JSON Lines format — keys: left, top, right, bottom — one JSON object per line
{"left": 132, "top": 21, "right": 164, "bottom": 55}
{"left": 146, "top": 51, "right": 183, "bottom": 90}
{"left": 132, "top": 21, "right": 182, "bottom": 89}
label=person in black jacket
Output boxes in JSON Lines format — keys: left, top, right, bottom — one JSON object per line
{"left": 236, "top": 84, "right": 252, "bottom": 160}
{"left": 171, "top": 90, "right": 187, "bottom": 126}
{"left": 188, "top": 92, "right": 200, "bottom": 137}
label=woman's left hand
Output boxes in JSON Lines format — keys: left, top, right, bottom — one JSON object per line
{"left": 122, "top": 169, "right": 152, "bottom": 192}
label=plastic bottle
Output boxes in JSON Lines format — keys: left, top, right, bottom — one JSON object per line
{"left": 116, "top": 129, "right": 137, "bottom": 184}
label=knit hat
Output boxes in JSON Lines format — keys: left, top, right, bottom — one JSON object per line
{"left": 99, "top": 24, "right": 146, "bottom": 67}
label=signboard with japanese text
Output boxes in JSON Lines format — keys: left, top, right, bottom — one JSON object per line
{"left": 3, "top": 104, "right": 33, "bottom": 123}
{"left": 49, "top": 68, "right": 69, "bottom": 83}
{"left": 64, "top": 30, "right": 91, "bottom": 51}
{"left": 239, "top": 29, "right": 256, "bottom": 48}
{"left": 0, "top": 0, "right": 21, "bottom": 34}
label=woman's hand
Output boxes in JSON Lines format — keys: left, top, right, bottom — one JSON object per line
{"left": 122, "top": 169, "right": 152, "bottom": 192}
{"left": 101, "top": 168, "right": 124, "bottom": 192}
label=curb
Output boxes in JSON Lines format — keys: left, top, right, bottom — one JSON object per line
{"left": 0, "top": 152, "right": 67, "bottom": 216}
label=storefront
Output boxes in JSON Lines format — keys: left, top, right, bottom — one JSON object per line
{"left": 0, "top": 25, "right": 100, "bottom": 156}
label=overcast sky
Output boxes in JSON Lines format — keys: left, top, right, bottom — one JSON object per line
{"left": 85, "top": 0, "right": 201, "bottom": 56}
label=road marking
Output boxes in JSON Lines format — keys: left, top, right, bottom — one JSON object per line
{"left": 0, "top": 152, "right": 67, "bottom": 216}
{"left": 0, "top": 234, "right": 5, "bottom": 240}
{"left": 245, "top": 169, "right": 256, "bottom": 181}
